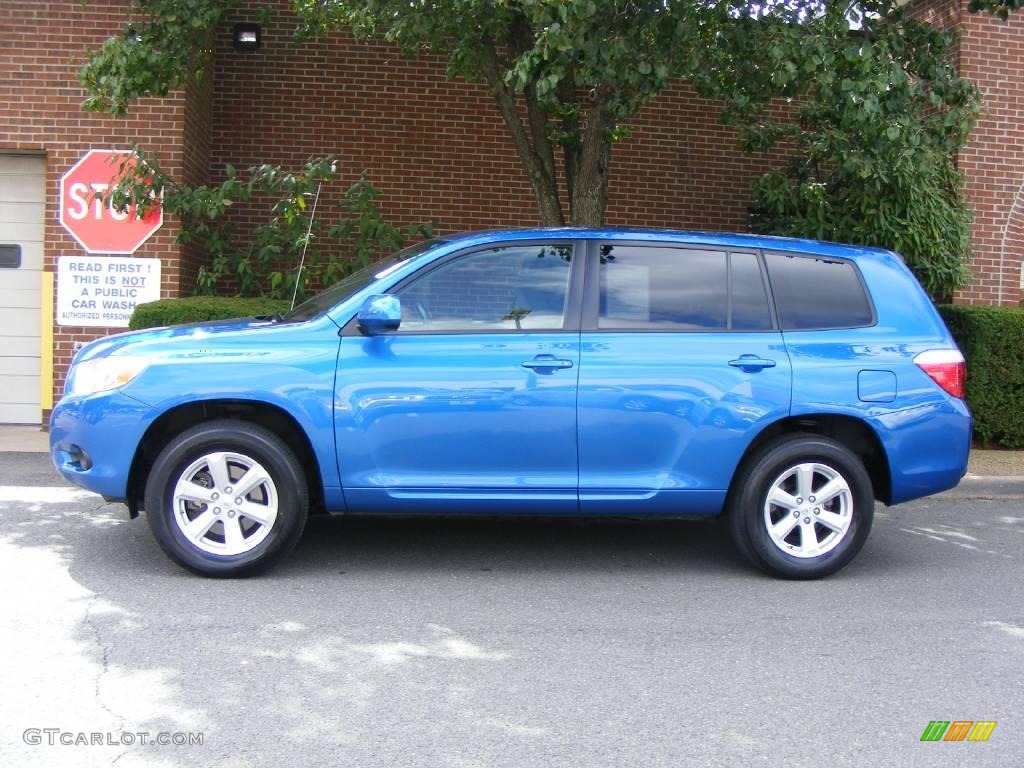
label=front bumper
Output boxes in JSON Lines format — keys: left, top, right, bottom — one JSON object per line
{"left": 49, "top": 391, "right": 155, "bottom": 500}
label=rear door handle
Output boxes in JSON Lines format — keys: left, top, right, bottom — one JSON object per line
{"left": 729, "top": 355, "right": 776, "bottom": 372}
{"left": 522, "top": 355, "right": 574, "bottom": 371}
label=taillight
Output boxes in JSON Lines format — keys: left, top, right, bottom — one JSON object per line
{"left": 914, "top": 349, "right": 966, "bottom": 399}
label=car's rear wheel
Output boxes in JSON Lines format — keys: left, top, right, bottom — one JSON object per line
{"left": 144, "top": 420, "right": 308, "bottom": 577}
{"left": 727, "top": 434, "right": 873, "bottom": 579}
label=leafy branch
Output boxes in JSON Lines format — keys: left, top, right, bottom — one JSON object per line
{"left": 107, "top": 150, "right": 432, "bottom": 299}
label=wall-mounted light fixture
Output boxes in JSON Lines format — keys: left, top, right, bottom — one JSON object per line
{"left": 233, "top": 23, "right": 261, "bottom": 52}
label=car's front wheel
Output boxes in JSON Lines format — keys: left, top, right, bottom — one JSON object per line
{"left": 144, "top": 420, "right": 308, "bottom": 577}
{"left": 727, "top": 434, "right": 874, "bottom": 579}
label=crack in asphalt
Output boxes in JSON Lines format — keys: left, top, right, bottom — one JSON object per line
{"left": 83, "top": 593, "right": 130, "bottom": 765}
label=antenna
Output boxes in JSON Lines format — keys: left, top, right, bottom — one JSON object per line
{"left": 290, "top": 180, "right": 323, "bottom": 311}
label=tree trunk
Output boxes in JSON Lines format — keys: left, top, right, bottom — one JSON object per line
{"left": 512, "top": 16, "right": 562, "bottom": 226}
{"left": 479, "top": 41, "right": 564, "bottom": 226}
{"left": 523, "top": 81, "right": 562, "bottom": 225}
{"left": 570, "top": 103, "right": 612, "bottom": 227}
{"left": 558, "top": 78, "right": 581, "bottom": 222}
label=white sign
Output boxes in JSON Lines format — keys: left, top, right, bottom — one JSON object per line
{"left": 57, "top": 256, "right": 162, "bottom": 327}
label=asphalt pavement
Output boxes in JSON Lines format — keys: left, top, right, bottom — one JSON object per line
{"left": 0, "top": 447, "right": 1021, "bottom": 768}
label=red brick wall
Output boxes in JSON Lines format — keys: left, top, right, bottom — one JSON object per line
{"left": 4, "top": 0, "right": 1022, "bottom": 418}
{"left": 911, "top": 0, "right": 961, "bottom": 31}
{"left": 956, "top": 0, "right": 1024, "bottom": 305}
{"left": 208, "top": 1, "right": 784, "bottom": 248}
{"left": 0, "top": 0, "right": 199, "bottom": 410}
{"left": 180, "top": 67, "right": 216, "bottom": 290}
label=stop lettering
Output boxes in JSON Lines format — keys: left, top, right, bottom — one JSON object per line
{"left": 59, "top": 149, "right": 163, "bottom": 254}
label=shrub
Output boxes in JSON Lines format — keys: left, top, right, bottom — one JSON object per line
{"left": 129, "top": 297, "right": 290, "bottom": 330}
{"left": 107, "top": 151, "right": 431, "bottom": 301}
{"left": 938, "top": 304, "right": 1024, "bottom": 448}
{"left": 736, "top": 8, "right": 979, "bottom": 302}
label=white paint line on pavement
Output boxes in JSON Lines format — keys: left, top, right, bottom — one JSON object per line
{"left": 917, "top": 525, "right": 980, "bottom": 542}
{"left": 900, "top": 527, "right": 1008, "bottom": 558}
{"left": 982, "top": 620, "right": 1024, "bottom": 640}
{"left": 289, "top": 623, "right": 511, "bottom": 673}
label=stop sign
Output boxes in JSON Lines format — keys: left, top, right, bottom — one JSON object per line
{"left": 59, "top": 149, "right": 163, "bottom": 254}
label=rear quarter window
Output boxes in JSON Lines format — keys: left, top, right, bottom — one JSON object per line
{"left": 764, "top": 252, "right": 874, "bottom": 330}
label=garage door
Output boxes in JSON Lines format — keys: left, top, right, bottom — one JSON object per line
{"left": 0, "top": 154, "right": 45, "bottom": 424}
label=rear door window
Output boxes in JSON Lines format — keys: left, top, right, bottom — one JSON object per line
{"left": 596, "top": 245, "right": 771, "bottom": 331}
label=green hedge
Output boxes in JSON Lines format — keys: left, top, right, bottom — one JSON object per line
{"left": 938, "top": 304, "right": 1024, "bottom": 448}
{"left": 129, "top": 297, "right": 290, "bottom": 330}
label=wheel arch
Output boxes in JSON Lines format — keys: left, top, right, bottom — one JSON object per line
{"left": 126, "top": 399, "right": 326, "bottom": 517}
{"left": 731, "top": 414, "right": 892, "bottom": 505}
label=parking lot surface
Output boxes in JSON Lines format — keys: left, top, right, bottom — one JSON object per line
{"left": 0, "top": 451, "right": 1021, "bottom": 767}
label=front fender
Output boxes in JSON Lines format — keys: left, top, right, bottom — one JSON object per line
{"left": 121, "top": 352, "right": 341, "bottom": 497}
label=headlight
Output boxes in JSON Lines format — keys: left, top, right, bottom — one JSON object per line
{"left": 66, "top": 356, "right": 149, "bottom": 397}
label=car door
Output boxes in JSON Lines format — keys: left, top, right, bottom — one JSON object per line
{"left": 576, "top": 241, "right": 792, "bottom": 515}
{"left": 335, "top": 240, "right": 584, "bottom": 513}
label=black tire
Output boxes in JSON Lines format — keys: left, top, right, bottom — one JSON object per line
{"left": 727, "top": 434, "right": 873, "bottom": 579}
{"left": 144, "top": 420, "right": 308, "bottom": 577}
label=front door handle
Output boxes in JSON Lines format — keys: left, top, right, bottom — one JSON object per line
{"left": 522, "top": 355, "right": 574, "bottom": 371}
{"left": 729, "top": 355, "right": 777, "bottom": 372}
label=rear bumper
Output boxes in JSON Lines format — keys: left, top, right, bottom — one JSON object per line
{"left": 879, "top": 397, "right": 972, "bottom": 505}
{"left": 49, "top": 391, "right": 155, "bottom": 500}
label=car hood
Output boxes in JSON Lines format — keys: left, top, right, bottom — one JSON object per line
{"left": 73, "top": 317, "right": 285, "bottom": 363}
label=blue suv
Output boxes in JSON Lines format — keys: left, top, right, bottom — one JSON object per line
{"left": 50, "top": 229, "right": 971, "bottom": 578}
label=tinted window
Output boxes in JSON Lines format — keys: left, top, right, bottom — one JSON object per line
{"left": 599, "top": 246, "right": 728, "bottom": 330}
{"left": 731, "top": 251, "right": 772, "bottom": 330}
{"left": 765, "top": 253, "right": 873, "bottom": 330}
{"left": 398, "top": 244, "right": 572, "bottom": 332}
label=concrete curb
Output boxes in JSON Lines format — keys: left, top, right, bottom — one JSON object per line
{"left": 939, "top": 476, "right": 1024, "bottom": 499}
{"left": 0, "top": 427, "right": 48, "bottom": 454}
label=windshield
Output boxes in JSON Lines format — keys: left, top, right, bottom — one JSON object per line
{"left": 282, "top": 239, "right": 444, "bottom": 322}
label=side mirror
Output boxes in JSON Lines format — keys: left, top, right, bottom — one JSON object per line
{"left": 357, "top": 294, "right": 401, "bottom": 334}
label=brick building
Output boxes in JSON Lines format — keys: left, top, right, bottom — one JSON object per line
{"left": 0, "top": 0, "right": 1021, "bottom": 425}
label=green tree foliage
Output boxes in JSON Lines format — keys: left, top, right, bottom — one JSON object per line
{"left": 80, "top": 2, "right": 1018, "bottom": 297}
{"left": 707, "top": 3, "right": 980, "bottom": 299}
{"left": 107, "top": 151, "right": 430, "bottom": 299}
{"left": 80, "top": 0, "right": 238, "bottom": 114}
{"left": 968, "top": 0, "right": 1024, "bottom": 19}
{"left": 295, "top": 0, "right": 713, "bottom": 226}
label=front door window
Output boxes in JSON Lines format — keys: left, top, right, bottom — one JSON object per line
{"left": 398, "top": 244, "right": 573, "bottom": 332}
